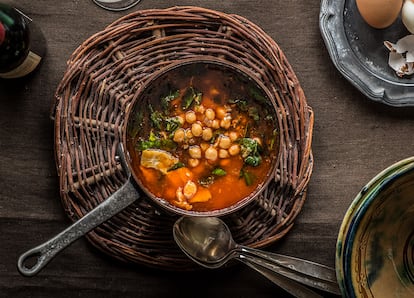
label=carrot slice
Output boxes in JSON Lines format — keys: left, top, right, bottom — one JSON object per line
{"left": 188, "top": 187, "right": 212, "bottom": 203}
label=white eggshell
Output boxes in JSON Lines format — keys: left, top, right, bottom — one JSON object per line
{"left": 402, "top": 0, "right": 414, "bottom": 33}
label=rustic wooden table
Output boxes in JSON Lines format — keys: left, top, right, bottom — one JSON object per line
{"left": 1, "top": 1, "right": 414, "bottom": 297}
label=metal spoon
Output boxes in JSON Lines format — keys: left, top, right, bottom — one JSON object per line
{"left": 173, "top": 216, "right": 341, "bottom": 297}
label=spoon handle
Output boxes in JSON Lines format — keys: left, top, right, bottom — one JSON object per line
{"left": 17, "top": 179, "right": 138, "bottom": 276}
{"left": 238, "top": 246, "right": 341, "bottom": 295}
{"left": 241, "top": 258, "right": 323, "bottom": 298}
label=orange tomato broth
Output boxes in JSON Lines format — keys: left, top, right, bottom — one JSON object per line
{"left": 138, "top": 152, "right": 272, "bottom": 212}
{"left": 127, "top": 70, "right": 278, "bottom": 212}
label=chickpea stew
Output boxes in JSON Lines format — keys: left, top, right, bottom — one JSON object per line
{"left": 126, "top": 61, "right": 279, "bottom": 213}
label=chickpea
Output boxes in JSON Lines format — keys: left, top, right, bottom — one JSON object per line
{"left": 194, "top": 104, "right": 205, "bottom": 114}
{"left": 200, "top": 142, "right": 210, "bottom": 152}
{"left": 173, "top": 128, "right": 185, "bottom": 143}
{"left": 218, "top": 135, "right": 231, "bottom": 149}
{"left": 215, "top": 106, "right": 227, "bottom": 119}
{"left": 205, "top": 108, "right": 215, "bottom": 120}
{"left": 202, "top": 127, "right": 213, "bottom": 141}
{"left": 229, "top": 131, "right": 239, "bottom": 142}
{"left": 189, "top": 145, "right": 202, "bottom": 159}
{"left": 212, "top": 119, "right": 220, "bottom": 129}
{"left": 203, "top": 117, "right": 213, "bottom": 128}
{"left": 188, "top": 158, "right": 200, "bottom": 168}
{"left": 185, "top": 129, "right": 193, "bottom": 139}
{"left": 219, "top": 149, "right": 229, "bottom": 159}
{"left": 183, "top": 181, "right": 197, "bottom": 199}
{"left": 185, "top": 110, "right": 197, "bottom": 123}
{"left": 228, "top": 144, "right": 240, "bottom": 156}
{"left": 191, "top": 122, "right": 203, "bottom": 137}
{"left": 205, "top": 146, "right": 218, "bottom": 162}
{"left": 220, "top": 117, "right": 231, "bottom": 129}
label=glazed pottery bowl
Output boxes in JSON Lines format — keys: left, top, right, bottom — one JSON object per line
{"left": 336, "top": 157, "right": 414, "bottom": 297}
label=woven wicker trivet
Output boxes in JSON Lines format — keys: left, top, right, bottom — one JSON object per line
{"left": 52, "top": 6, "right": 314, "bottom": 270}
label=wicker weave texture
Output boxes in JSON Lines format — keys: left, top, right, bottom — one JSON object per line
{"left": 53, "top": 6, "right": 314, "bottom": 270}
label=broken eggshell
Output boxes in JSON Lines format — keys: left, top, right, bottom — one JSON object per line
{"left": 384, "top": 34, "right": 414, "bottom": 77}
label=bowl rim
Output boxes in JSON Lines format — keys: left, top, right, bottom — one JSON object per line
{"left": 123, "top": 56, "right": 281, "bottom": 217}
{"left": 336, "top": 156, "right": 414, "bottom": 297}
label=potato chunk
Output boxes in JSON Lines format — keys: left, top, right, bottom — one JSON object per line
{"left": 140, "top": 149, "right": 179, "bottom": 174}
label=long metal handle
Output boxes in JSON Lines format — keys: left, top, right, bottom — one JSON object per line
{"left": 17, "top": 179, "right": 138, "bottom": 276}
{"left": 237, "top": 246, "right": 341, "bottom": 295}
{"left": 238, "top": 258, "right": 323, "bottom": 298}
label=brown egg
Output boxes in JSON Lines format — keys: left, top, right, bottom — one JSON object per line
{"left": 356, "top": 0, "right": 403, "bottom": 29}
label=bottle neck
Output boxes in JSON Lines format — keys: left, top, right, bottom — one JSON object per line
{"left": 0, "top": 22, "right": 5, "bottom": 45}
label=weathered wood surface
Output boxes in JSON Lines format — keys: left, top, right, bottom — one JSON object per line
{"left": 1, "top": 1, "right": 414, "bottom": 297}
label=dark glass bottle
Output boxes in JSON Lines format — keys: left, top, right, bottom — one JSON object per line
{"left": 0, "top": 3, "right": 45, "bottom": 79}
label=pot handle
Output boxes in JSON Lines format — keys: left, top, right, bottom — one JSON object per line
{"left": 17, "top": 145, "right": 138, "bottom": 276}
{"left": 17, "top": 178, "right": 138, "bottom": 276}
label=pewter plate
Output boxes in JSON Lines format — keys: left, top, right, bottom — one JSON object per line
{"left": 320, "top": 0, "right": 414, "bottom": 107}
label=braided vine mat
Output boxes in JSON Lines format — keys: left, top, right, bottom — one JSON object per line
{"left": 52, "top": 6, "right": 314, "bottom": 270}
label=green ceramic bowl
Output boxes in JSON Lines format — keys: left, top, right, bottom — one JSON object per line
{"left": 336, "top": 157, "right": 414, "bottom": 298}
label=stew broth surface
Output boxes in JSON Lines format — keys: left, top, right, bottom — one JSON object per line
{"left": 127, "top": 63, "right": 278, "bottom": 212}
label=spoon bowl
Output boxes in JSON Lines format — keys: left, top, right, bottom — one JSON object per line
{"left": 173, "top": 216, "right": 341, "bottom": 296}
{"left": 174, "top": 216, "right": 235, "bottom": 267}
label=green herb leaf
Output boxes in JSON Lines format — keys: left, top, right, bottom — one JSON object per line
{"left": 212, "top": 167, "right": 227, "bottom": 176}
{"left": 199, "top": 167, "right": 227, "bottom": 186}
{"left": 165, "top": 116, "right": 181, "bottom": 133}
{"left": 248, "top": 106, "right": 260, "bottom": 121}
{"left": 245, "top": 155, "right": 262, "bottom": 167}
{"left": 269, "top": 129, "right": 278, "bottom": 150}
{"left": 239, "top": 138, "right": 262, "bottom": 167}
{"left": 148, "top": 130, "right": 158, "bottom": 142}
{"left": 182, "top": 86, "right": 202, "bottom": 110}
{"left": 136, "top": 130, "right": 177, "bottom": 151}
{"left": 159, "top": 138, "right": 177, "bottom": 150}
{"left": 239, "top": 138, "right": 258, "bottom": 158}
{"left": 161, "top": 90, "right": 180, "bottom": 111}
{"left": 168, "top": 162, "right": 185, "bottom": 172}
{"left": 240, "top": 168, "right": 256, "bottom": 186}
{"left": 137, "top": 139, "right": 159, "bottom": 150}
{"left": 199, "top": 175, "right": 215, "bottom": 186}
{"left": 149, "top": 105, "right": 164, "bottom": 130}
{"left": 248, "top": 87, "right": 267, "bottom": 104}
{"left": 229, "top": 98, "right": 248, "bottom": 112}
{"left": 136, "top": 140, "right": 153, "bottom": 151}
